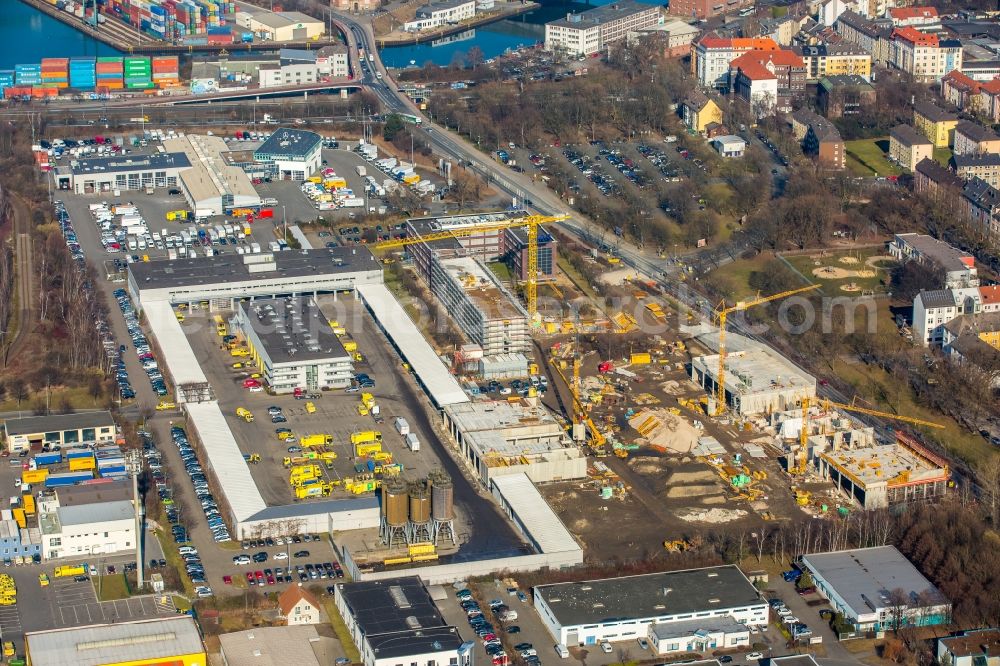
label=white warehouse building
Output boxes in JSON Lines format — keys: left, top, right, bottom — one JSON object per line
{"left": 163, "top": 134, "right": 261, "bottom": 216}
{"left": 533, "top": 566, "right": 767, "bottom": 649}
{"left": 235, "top": 296, "right": 354, "bottom": 393}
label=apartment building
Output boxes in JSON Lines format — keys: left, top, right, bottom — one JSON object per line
{"left": 890, "top": 124, "right": 934, "bottom": 171}
{"left": 890, "top": 28, "right": 962, "bottom": 82}
{"left": 941, "top": 69, "right": 987, "bottom": 114}
{"left": 693, "top": 35, "right": 780, "bottom": 89}
{"left": 668, "top": 0, "right": 754, "bottom": 20}
{"left": 545, "top": 1, "right": 663, "bottom": 57}
{"left": 835, "top": 11, "right": 892, "bottom": 66}
{"left": 953, "top": 153, "right": 1000, "bottom": 188}
{"left": 793, "top": 42, "right": 872, "bottom": 81}
{"left": 953, "top": 120, "right": 1000, "bottom": 156}
{"left": 914, "top": 157, "right": 964, "bottom": 199}
{"left": 404, "top": 0, "right": 476, "bottom": 31}
{"left": 913, "top": 287, "right": 982, "bottom": 346}
{"left": 913, "top": 100, "right": 959, "bottom": 147}
{"left": 889, "top": 233, "right": 978, "bottom": 289}
{"left": 730, "top": 49, "right": 806, "bottom": 115}
{"left": 961, "top": 177, "right": 1000, "bottom": 236}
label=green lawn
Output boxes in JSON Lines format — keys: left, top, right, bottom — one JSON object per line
{"left": 487, "top": 261, "right": 512, "bottom": 282}
{"left": 95, "top": 574, "right": 129, "bottom": 601}
{"left": 844, "top": 139, "right": 903, "bottom": 177}
{"left": 934, "top": 147, "right": 953, "bottom": 167}
{"left": 705, "top": 253, "right": 776, "bottom": 301}
{"left": 782, "top": 248, "right": 895, "bottom": 295}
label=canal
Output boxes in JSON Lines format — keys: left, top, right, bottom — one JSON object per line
{"left": 1, "top": 1, "right": 122, "bottom": 69}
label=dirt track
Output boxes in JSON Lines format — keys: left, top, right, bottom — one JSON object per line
{"left": 6, "top": 194, "right": 35, "bottom": 365}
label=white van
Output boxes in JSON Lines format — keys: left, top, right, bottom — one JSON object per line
{"left": 555, "top": 645, "right": 569, "bottom": 659}
{"left": 405, "top": 433, "right": 420, "bottom": 452}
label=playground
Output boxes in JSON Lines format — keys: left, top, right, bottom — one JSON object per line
{"left": 783, "top": 248, "right": 896, "bottom": 295}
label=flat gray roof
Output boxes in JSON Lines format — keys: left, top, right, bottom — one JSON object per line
{"left": 534, "top": 565, "right": 763, "bottom": 627}
{"left": 56, "top": 479, "right": 132, "bottom": 506}
{"left": 255, "top": 128, "right": 322, "bottom": 160}
{"left": 218, "top": 626, "right": 324, "bottom": 666}
{"left": 239, "top": 296, "right": 349, "bottom": 365}
{"left": 70, "top": 152, "right": 190, "bottom": 176}
{"left": 650, "top": 616, "right": 747, "bottom": 640}
{"left": 801, "top": 546, "right": 947, "bottom": 618}
{"left": 4, "top": 411, "right": 115, "bottom": 437}
{"left": 894, "top": 233, "right": 973, "bottom": 272}
{"left": 57, "top": 500, "right": 134, "bottom": 527}
{"left": 368, "top": 625, "right": 464, "bottom": 660}
{"left": 129, "top": 247, "right": 379, "bottom": 291}
{"left": 25, "top": 617, "right": 203, "bottom": 666}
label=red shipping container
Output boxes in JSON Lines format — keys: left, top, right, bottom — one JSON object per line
{"left": 259, "top": 209, "right": 274, "bottom": 219}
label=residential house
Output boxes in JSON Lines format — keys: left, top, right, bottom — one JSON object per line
{"left": 730, "top": 49, "right": 806, "bottom": 115}
{"left": 953, "top": 153, "right": 1000, "bottom": 188}
{"left": 914, "top": 157, "right": 964, "bottom": 198}
{"left": 627, "top": 19, "right": 700, "bottom": 57}
{"left": 953, "top": 120, "right": 1000, "bottom": 156}
{"left": 979, "top": 79, "right": 1000, "bottom": 122}
{"left": 793, "top": 43, "right": 872, "bottom": 81}
{"left": 913, "top": 100, "right": 958, "bottom": 147}
{"left": 913, "top": 287, "right": 982, "bottom": 346}
{"left": 693, "top": 35, "right": 780, "bottom": 89}
{"left": 937, "top": 628, "right": 1000, "bottom": 666}
{"left": 961, "top": 176, "right": 1000, "bottom": 235}
{"left": 681, "top": 90, "right": 724, "bottom": 133}
{"left": 887, "top": 6, "right": 940, "bottom": 30}
{"left": 759, "top": 15, "right": 802, "bottom": 46}
{"left": 279, "top": 585, "right": 322, "bottom": 625}
{"left": 890, "top": 124, "right": 934, "bottom": 171}
{"left": 889, "top": 233, "right": 978, "bottom": 289}
{"left": 817, "top": 74, "right": 876, "bottom": 117}
{"left": 942, "top": 314, "right": 1000, "bottom": 381}
{"left": 941, "top": 69, "right": 985, "bottom": 114}
{"left": 890, "top": 27, "right": 962, "bottom": 82}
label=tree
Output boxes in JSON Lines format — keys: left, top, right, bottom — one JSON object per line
{"left": 466, "top": 46, "right": 484, "bottom": 69}
{"left": 886, "top": 587, "right": 911, "bottom": 633}
{"left": 383, "top": 114, "right": 405, "bottom": 141}
{"left": 890, "top": 259, "right": 945, "bottom": 301}
{"left": 9, "top": 378, "right": 27, "bottom": 408}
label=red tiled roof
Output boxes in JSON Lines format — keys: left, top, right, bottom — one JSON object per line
{"left": 982, "top": 78, "right": 1000, "bottom": 95}
{"left": 889, "top": 6, "right": 938, "bottom": 19}
{"left": 731, "top": 49, "right": 804, "bottom": 70}
{"left": 738, "top": 62, "right": 777, "bottom": 80}
{"left": 943, "top": 69, "right": 982, "bottom": 93}
{"left": 981, "top": 286, "right": 1000, "bottom": 305}
{"left": 892, "top": 26, "right": 939, "bottom": 46}
{"left": 699, "top": 34, "right": 780, "bottom": 51}
{"left": 278, "top": 585, "right": 321, "bottom": 616}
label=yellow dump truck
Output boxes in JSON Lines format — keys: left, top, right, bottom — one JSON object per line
{"left": 350, "top": 430, "right": 382, "bottom": 446}
{"left": 54, "top": 564, "right": 87, "bottom": 578}
{"left": 0, "top": 574, "right": 16, "bottom": 606}
{"left": 342, "top": 338, "right": 358, "bottom": 353}
{"left": 289, "top": 464, "right": 322, "bottom": 486}
{"left": 361, "top": 393, "right": 376, "bottom": 409}
{"left": 236, "top": 407, "right": 254, "bottom": 423}
{"left": 300, "top": 434, "right": 332, "bottom": 448}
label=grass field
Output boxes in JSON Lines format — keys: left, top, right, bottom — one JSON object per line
{"left": 934, "top": 147, "right": 953, "bottom": 167}
{"left": 782, "top": 247, "right": 895, "bottom": 295}
{"left": 845, "top": 139, "right": 903, "bottom": 177}
{"left": 704, "top": 253, "right": 775, "bottom": 301}
{"left": 95, "top": 574, "right": 129, "bottom": 601}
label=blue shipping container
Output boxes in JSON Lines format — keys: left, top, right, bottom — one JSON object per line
{"left": 45, "top": 471, "right": 94, "bottom": 487}
{"left": 99, "top": 466, "right": 126, "bottom": 476}
{"left": 34, "top": 452, "right": 62, "bottom": 465}
{"left": 66, "top": 449, "right": 93, "bottom": 459}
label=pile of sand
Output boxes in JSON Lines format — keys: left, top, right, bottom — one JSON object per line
{"left": 679, "top": 507, "right": 748, "bottom": 523}
{"left": 666, "top": 484, "right": 718, "bottom": 498}
{"left": 598, "top": 268, "right": 649, "bottom": 286}
{"left": 629, "top": 409, "right": 699, "bottom": 454}
{"left": 838, "top": 256, "right": 860, "bottom": 265}
{"left": 812, "top": 266, "right": 876, "bottom": 280}
{"left": 670, "top": 469, "right": 718, "bottom": 484}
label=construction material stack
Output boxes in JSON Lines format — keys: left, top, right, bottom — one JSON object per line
{"left": 69, "top": 57, "right": 96, "bottom": 91}
{"left": 96, "top": 57, "right": 124, "bottom": 90}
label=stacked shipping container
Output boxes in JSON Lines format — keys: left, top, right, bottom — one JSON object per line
{"left": 96, "top": 56, "right": 124, "bottom": 90}
{"left": 102, "top": 0, "right": 236, "bottom": 42}
{"left": 0, "top": 72, "right": 13, "bottom": 100}
{"left": 15, "top": 63, "right": 42, "bottom": 86}
{"left": 41, "top": 58, "right": 69, "bottom": 89}
{"left": 151, "top": 55, "right": 179, "bottom": 87}
{"left": 124, "top": 56, "right": 153, "bottom": 89}
{"left": 69, "top": 57, "right": 97, "bottom": 91}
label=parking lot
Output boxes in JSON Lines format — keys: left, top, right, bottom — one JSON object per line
{"left": 0, "top": 555, "right": 175, "bottom": 647}
{"left": 180, "top": 295, "right": 455, "bottom": 508}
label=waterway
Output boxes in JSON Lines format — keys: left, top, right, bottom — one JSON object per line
{"left": 380, "top": 0, "right": 661, "bottom": 68}
{"left": 0, "top": 1, "right": 122, "bottom": 69}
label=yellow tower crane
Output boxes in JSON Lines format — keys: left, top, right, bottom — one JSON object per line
{"left": 376, "top": 213, "right": 570, "bottom": 320}
{"left": 713, "top": 285, "right": 821, "bottom": 415}
{"left": 794, "top": 396, "right": 944, "bottom": 474}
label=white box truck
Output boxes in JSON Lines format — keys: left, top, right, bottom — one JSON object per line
{"left": 394, "top": 417, "right": 410, "bottom": 436}
{"left": 405, "top": 433, "right": 420, "bottom": 452}
{"left": 250, "top": 242, "right": 261, "bottom": 253}
{"left": 355, "top": 165, "right": 367, "bottom": 177}
{"left": 194, "top": 208, "right": 213, "bottom": 222}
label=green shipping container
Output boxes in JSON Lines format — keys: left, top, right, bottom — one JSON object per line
{"left": 126, "top": 81, "right": 155, "bottom": 89}
{"left": 97, "top": 56, "right": 122, "bottom": 63}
